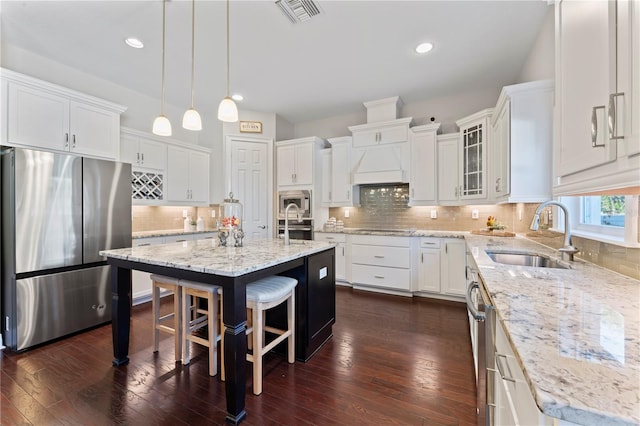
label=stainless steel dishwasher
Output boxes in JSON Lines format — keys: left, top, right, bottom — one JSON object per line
{"left": 466, "top": 260, "right": 496, "bottom": 426}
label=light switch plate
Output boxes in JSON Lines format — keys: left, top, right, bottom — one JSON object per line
{"left": 182, "top": 209, "right": 188, "bottom": 218}
{"left": 430, "top": 210, "right": 437, "bottom": 219}
{"left": 344, "top": 208, "right": 350, "bottom": 218}
{"left": 472, "top": 210, "right": 479, "bottom": 219}
{"left": 211, "top": 210, "right": 216, "bottom": 218}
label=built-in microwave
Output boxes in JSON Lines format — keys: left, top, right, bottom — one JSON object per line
{"left": 278, "top": 190, "right": 311, "bottom": 218}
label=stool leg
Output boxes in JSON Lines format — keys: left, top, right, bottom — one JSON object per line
{"left": 208, "top": 293, "right": 218, "bottom": 377}
{"left": 152, "top": 284, "right": 160, "bottom": 353}
{"left": 288, "top": 290, "right": 295, "bottom": 364}
{"left": 182, "top": 288, "right": 191, "bottom": 366}
{"left": 253, "top": 304, "right": 263, "bottom": 396}
{"left": 220, "top": 297, "right": 225, "bottom": 382}
{"left": 174, "top": 287, "right": 182, "bottom": 363}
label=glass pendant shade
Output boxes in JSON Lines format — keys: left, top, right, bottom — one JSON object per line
{"left": 152, "top": 114, "right": 172, "bottom": 136}
{"left": 217, "top": 97, "right": 239, "bottom": 122}
{"left": 182, "top": 108, "right": 202, "bottom": 130}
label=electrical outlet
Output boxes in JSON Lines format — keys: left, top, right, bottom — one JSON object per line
{"left": 430, "top": 210, "right": 437, "bottom": 219}
{"left": 211, "top": 210, "right": 216, "bottom": 218}
{"left": 344, "top": 208, "right": 350, "bottom": 218}
{"left": 182, "top": 209, "right": 188, "bottom": 218}
{"left": 472, "top": 209, "right": 479, "bottom": 219}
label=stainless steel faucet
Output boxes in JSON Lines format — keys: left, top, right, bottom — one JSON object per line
{"left": 530, "top": 200, "right": 579, "bottom": 261}
{"left": 284, "top": 203, "right": 303, "bottom": 246}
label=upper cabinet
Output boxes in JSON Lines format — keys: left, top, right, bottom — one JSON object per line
{"left": 120, "top": 127, "right": 168, "bottom": 205}
{"left": 322, "top": 136, "right": 360, "bottom": 207}
{"left": 349, "top": 118, "right": 413, "bottom": 148}
{"left": 437, "top": 133, "right": 461, "bottom": 205}
{"left": 1, "top": 68, "right": 126, "bottom": 160}
{"left": 491, "top": 80, "right": 554, "bottom": 203}
{"left": 456, "top": 109, "right": 493, "bottom": 202}
{"left": 554, "top": 0, "right": 640, "bottom": 195}
{"left": 409, "top": 123, "right": 439, "bottom": 206}
{"left": 166, "top": 145, "right": 210, "bottom": 205}
{"left": 276, "top": 137, "right": 325, "bottom": 188}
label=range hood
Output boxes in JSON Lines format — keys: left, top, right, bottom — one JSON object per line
{"left": 352, "top": 146, "right": 407, "bottom": 185}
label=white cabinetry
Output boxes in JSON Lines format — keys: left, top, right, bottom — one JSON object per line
{"left": 121, "top": 128, "right": 168, "bottom": 205}
{"left": 314, "top": 232, "right": 348, "bottom": 283}
{"left": 351, "top": 235, "right": 412, "bottom": 294}
{"left": 276, "top": 137, "right": 323, "bottom": 187}
{"left": 2, "top": 68, "right": 125, "bottom": 159}
{"left": 491, "top": 81, "right": 554, "bottom": 203}
{"left": 320, "top": 148, "right": 332, "bottom": 206}
{"left": 456, "top": 109, "right": 492, "bottom": 202}
{"left": 416, "top": 237, "right": 466, "bottom": 301}
{"left": 321, "top": 137, "right": 360, "bottom": 207}
{"left": 437, "top": 133, "right": 461, "bottom": 205}
{"left": 348, "top": 117, "right": 412, "bottom": 147}
{"left": 554, "top": 0, "right": 640, "bottom": 195}
{"left": 166, "top": 145, "right": 210, "bottom": 205}
{"left": 409, "top": 123, "right": 439, "bottom": 206}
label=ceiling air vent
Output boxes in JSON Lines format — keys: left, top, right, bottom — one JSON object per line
{"left": 276, "top": 0, "right": 321, "bottom": 24}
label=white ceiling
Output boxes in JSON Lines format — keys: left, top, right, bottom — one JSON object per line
{"left": 0, "top": 0, "right": 551, "bottom": 124}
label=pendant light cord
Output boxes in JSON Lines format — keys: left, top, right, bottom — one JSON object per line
{"left": 226, "top": 0, "right": 230, "bottom": 98}
{"left": 190, "top": 0, "right": 196, "bottom": 108}
{"left": 161, "top": 0, "right": 167, "bottom": 114}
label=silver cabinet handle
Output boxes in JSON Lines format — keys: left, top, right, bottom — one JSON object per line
{"left": 423, "top": 242, "right": 437, "bottom": 245}
{"left": 465, "top": 281, "right": 484, "bottom": 321}
{"left": 592, "top": 105, "right": 606, "bottom": 147}
{"left": 496, "top": 353, "right": 516, "bottom": 382}
{"left": 374, "top": 275, "right": 385, "bottom": 279}
{"left": 374, "top": 255, "right": 385, "bottom": 258}
{"left": 141, "top": 152, "right": 145, "bottom": 163}
{"left": 72, "top": 134, "right": 76, "bottom": 148}
{"left": 136, "top": 152, "right": 140, "bottom": 163}
{"left": 258, "top": 225, "right": 266, "bottom": 229}
{"left": 342, "top": 247, "right": 345, "bottom": 256}
{"left": 65, "top": 133, "right": 69, "bottom": 147}
{"left": 421, "top": 252, "right": 423, "bottom": 262}
{"left": 495, "top": 177, "right": 501, "bottom": 192}
{"left": 136, "top": 243, "right": 151, "bottom": 247}
{"left": 325, "top": 237, "right": 334, "bottom": 240}
{"left": 328, "top": 191, "right": 331, "bottom": 201}
{"left": 608, "top": 92, "right": 624, "bottom": 140}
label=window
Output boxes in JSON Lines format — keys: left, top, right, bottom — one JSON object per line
{"left": 564, "top": 195, "right": 639, "bottom": 246}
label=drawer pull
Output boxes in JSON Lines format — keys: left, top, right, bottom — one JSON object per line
{"left": 136, "top": 243, "right": 151, "bottom": 247}
{"left": 374, "top": 275, "right": 385, "bottom": 279}
{"left": 325, "top": 237, "right": 334, "bottom": 240}
{"left": 496, "top": 353, "right": 516, "bottom": 382}
{"left": 374, "top": 255, "right": 385, "bottom": 259}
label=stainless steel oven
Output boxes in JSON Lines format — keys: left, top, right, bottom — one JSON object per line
{"left": 466, "top": 260, "right": 495, "bottom": 426}
{"left": 278, "top": 190, "right": 311, "bottom": 219}
{"left": 277, "top": 219, "right": 314, "bottom": 240}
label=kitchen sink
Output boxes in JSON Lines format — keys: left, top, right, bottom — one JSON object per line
{"left": 485, "top": 251, "right": 568, "bottom": 269}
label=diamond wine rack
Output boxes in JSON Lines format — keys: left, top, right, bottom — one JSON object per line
{"left": 132, "top": 170, "right": 164, "bottom": 201}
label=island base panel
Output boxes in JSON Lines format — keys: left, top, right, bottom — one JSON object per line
{"left": 111, "top": 266, "right": 131, "bottom": 366}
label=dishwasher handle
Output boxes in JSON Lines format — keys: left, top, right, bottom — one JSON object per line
{"left": 466, "top": 281, "right": 485, "bottom": 321}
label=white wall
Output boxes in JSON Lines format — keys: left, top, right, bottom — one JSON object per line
{"left": 517, "top": 8, "right": 554, "bottom": 83}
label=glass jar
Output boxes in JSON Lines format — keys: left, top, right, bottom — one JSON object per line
{"left": 218, "top": 193, "right": 243, "bottom": 246}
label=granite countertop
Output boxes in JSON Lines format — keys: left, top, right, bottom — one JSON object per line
{"left": 465, "top": 235, "right": 639, "bottom": 425}
{"left": 132, "top": 229, "right": 216, "bottom": 239}
{"left": 101, "top": 238, "right": 334, "bottom": 277}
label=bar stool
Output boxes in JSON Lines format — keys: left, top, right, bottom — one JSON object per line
{"left": 150, "top": 274, "right": 182, "bottom": 362}
{"left": 221, "top": 275, "right": 297, "bottom": 395}
{"left": 180, "top": 280, "right": 221, "bottom": 377}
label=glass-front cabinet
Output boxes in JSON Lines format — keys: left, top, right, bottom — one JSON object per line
{"left": 456, "top": 109, "right": 492, "bottom": 201}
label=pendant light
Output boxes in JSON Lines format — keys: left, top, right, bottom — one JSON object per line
{"left": 153, "top": 0, "right": 172, "bottom": 136}
{"left": 217, "top": 0, "right": 239, "bottom": 122}
{"left": 182, "top": 0, "right": 202, "bottom": 131}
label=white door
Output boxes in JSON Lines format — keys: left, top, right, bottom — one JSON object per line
{"left": 227, "top": 136, "right": 272, "bottom": 240}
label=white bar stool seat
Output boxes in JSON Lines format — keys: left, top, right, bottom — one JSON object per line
{"left": 221, "top": 275, "right": 297, "bottom": 395}
{"left": 150, "top": 274, "right": 182, "bottom": 362}
{"left": 180, "top": 279, "right": 221, "bottom": 377}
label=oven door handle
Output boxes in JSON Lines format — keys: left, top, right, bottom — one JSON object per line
{"left": 279, "top": 227, "right": 312, "bottom": 231}
{"left": 466, "top": 281, "right": 485, "bottom": 321}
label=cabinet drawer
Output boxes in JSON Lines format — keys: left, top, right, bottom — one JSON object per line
{"left": 351, "top": 264, "right": 411, "bottom": 290}
{"left": 419, "top": 238, "right": 441, "bottom": 248}
{"left": 351, "top": 234, "right": 410, "bottom": 247}
{"left": 351, "top": 245, "right": 410, "bottom": 268}
{"left": 315, "top": 233, "right": 346, "bottom": 243}
{"left": 133, "top": 236, "right": 165, "bottom": 246}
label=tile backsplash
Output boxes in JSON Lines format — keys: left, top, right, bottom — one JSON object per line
{"left": 132, "top": 205, "right": 218, "bottom": 232}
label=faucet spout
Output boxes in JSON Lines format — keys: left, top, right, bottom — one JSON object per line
{"left": 284, "top": 203, "right": 302, "bottom": 246}
{"left": 531, "top": 200, "right": 579, "bottom": 261}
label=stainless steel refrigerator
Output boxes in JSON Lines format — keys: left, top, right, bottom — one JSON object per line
{"left": 1, "top": 147, "right": 131, "bottom": 351}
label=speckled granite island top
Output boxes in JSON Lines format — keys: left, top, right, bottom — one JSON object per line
{"left": 100, "top": 238, "right": 334, "bottom": 277}
{"left": 465, "top": 235, "right": 639, "bottom": 425}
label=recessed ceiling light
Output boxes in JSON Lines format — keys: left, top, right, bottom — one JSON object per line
{"left": 232, "top": 94, "right": 243, "bottom": 101}
{"left": 125, "top": 37, "right": 144, "bottom": 49}
{"left": 415, "top": 42, "right": 433, "bottom": 54}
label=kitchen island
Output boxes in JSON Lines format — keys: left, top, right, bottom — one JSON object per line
{"left": 100, "top": 238, "right": 335, "bottom": 425}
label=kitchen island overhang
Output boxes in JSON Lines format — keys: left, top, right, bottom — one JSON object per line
{"left": 101, "top": 238, "right": 336, "bottom": 425}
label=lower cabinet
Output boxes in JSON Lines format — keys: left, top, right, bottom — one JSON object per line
{"left": 314, "top": 232, "right": 348, "bottom": 282}
{"left": 351, "top": 235, "right": 413, "bottom": 294}
{"left": 417, "top": 237, "right": 466, "bottom": 301}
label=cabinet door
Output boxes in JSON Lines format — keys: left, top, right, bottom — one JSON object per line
{"left": 293, "top": 143, "right": 314, "bottom": 185}
{"left": 276, "top": 144, "right": 296, "bottom": 186}
{"left": 379, "top": 124, "right": 408, "bottom": 144}
{"left": 418, "top": 249, "right": 441, "bottom": 293}
{"left": 441, "top": 240, "right": 466, "bottom": 296}
{"left": 492, "top": 101, "right": 510, "bottom": 199}
{"left": 335, "top": 243, "right": 346, "bottom": 281}
{"left": 138, "top": 137, "right": 167, "bottom": 170}
{"left": 556, "top": 0, "right": 617, "bottom": 176}
{"left": 320, "top": 149, "right": 332, "bottom": 205}
{"left": 459, "top": 122, "right": 487, "bottom": 200}
{"left": 166, "top": 146, "right": 190, "bottom": 201}
{"left": 120, "top": 133, "right": 140, "bottom": 165}
{"left": 188, "top": 151, "right": 209, "bottom": 203}
{"left": 331, "top": 142, "right": 352, "bottom": 204}
{"left": 7, "top": 82, "right": 70, "bottom": 152}
{"left": 352, "top": 128, "right": 379, "bottom": 147}
{"left": 437, "top": 137, "right": 460, "bottom": 204}
{"left": 410, "top": 129, "right": 437, "bottom": 204}
{"left": 69, "top": 100, "right": 119, "bottom": 159}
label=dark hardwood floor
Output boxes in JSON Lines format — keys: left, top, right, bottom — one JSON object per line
{"left": 1, "top": 287, "right": 477, "bottom": 425}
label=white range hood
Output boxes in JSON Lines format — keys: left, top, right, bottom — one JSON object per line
{"left": 351, "top": 146, "right": 407, "bottom": 185}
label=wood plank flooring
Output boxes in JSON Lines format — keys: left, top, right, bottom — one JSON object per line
{"left": 1, "top": 287, "right": 477, "bottom": 425}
